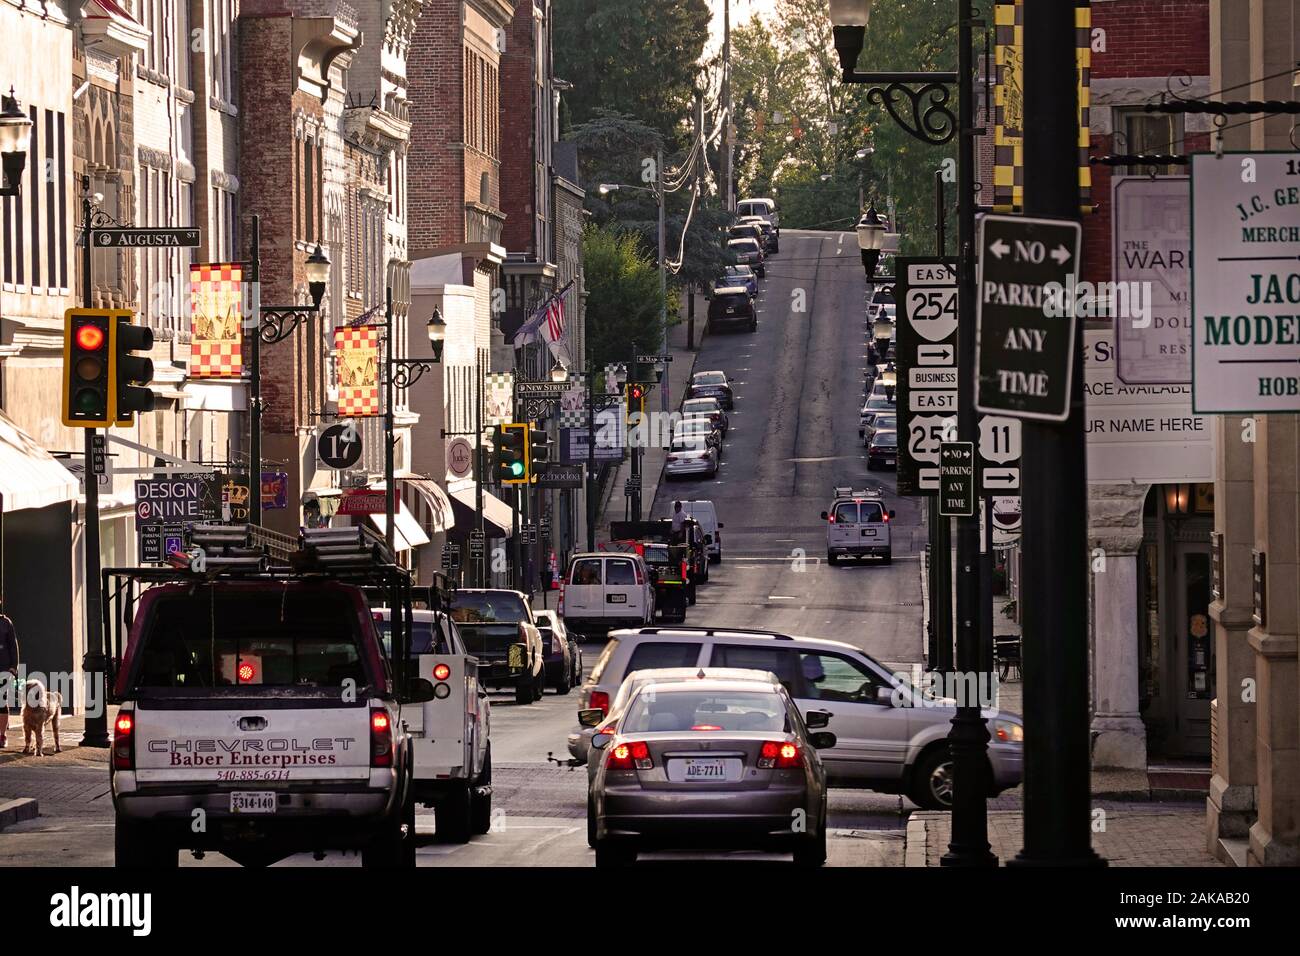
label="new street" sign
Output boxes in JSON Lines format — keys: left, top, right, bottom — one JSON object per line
{"left": 975, "top": 214, "right": 1083, "bottom": 422}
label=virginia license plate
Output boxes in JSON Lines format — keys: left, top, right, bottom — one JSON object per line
{"left": 607, "top": 593, "right": 627, "bottom": 603}
{"left": 230, "top": 791, "right": 277, "bottom": 814}
{"left": 682, "top": 759, "right": 726, "bottom": 780}
{"left": 862, "top": 528, "right": 876, "bottom": 537}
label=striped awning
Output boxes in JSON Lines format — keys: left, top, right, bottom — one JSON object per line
{"left": 0, "top": 410, "right": 79, "bottom": 513}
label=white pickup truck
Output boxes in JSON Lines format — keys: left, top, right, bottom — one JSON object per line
{"left": 107, "top": 570, "right": 429, "bottom": 869}
{"left": 373, "top": 608, "right": 492, "bottom": 843}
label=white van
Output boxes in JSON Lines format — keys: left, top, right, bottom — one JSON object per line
{"left": 560, "top": 552, "right": 656, "bottom": 638}
{"left": 678, "top": 500, "right": 723, "bottom": 563}
{"left": 737, "top": 198, "right": 779, "bottom": 249}
{"left": 822, "top": 487, "right": 894, "bottom": 565}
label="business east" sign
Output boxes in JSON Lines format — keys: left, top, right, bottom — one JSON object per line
{"left": 1191, "top": 151, "right": 1300, "bottom": 412}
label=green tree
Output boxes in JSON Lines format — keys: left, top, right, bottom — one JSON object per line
{"left": 582, "top": 224, "right": 666, "bottom": 372}
{"left": 554, "top": 0, "right": 711, "bottom": 146}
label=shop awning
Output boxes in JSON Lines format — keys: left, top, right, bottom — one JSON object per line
{"left": 367, "top": 502, "right": 431, "bottom": 552}
{"left": 0, "top": 410, "right": 79, "bottom": 513}
{"left": 369, "top": 473, "right": 455, "bottom": 534}
{"left": 448, "top": 479, "right": 514, "bottom": 537}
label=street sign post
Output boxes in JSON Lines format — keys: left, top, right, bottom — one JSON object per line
{"left": 92, "top": 228, "right": 201, "bottom": 248}
{"left": 978, "top": 414, "right": 1021, "bottom": 492}
{"left": 515, "top": 382, "right": 568, "bottom": 397}
{"left": 1191, "top": 151, "right": 1300, "bottom": 413}
{"left": 975, "top": 214, "right": 1083, "bottom": 422}
{"left": 896, "top": 257, "right": 959, "bottom": 495}
{"left": 939, "top": 442, "right": 975, "bottom": 517}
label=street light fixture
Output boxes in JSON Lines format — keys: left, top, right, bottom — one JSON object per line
{"left": 856, "top": 203, "right": 886, "bottom": 279}
{"left": 427, "top": 307, "right": 447, "bottom": 363}
{"left": 304, "top": 243, "right": 330, "bottom": 308}
{"left": 0, "top": 87, "right": 33, "bottom": 197}
{"left": 829, "top": 0, "right": 874, "bottom": 74}
{"left": 549, "top": 360, "right": 569, "bottom": 384}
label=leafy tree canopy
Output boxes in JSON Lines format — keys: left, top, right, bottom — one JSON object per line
{"left": 582, "top": 224, "right": 667, "bottom": 372}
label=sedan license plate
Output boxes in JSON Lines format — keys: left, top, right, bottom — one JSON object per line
{"left": 884, "top": 458, "right": 895, "bottom": 465}
{"left": 682, "top": 758, "right": 727, "bottom": 780}
{"left": 607, "top": 593, "right": 627, "bottom": 603}
{"left": 230, "top": 791, "right": 277, "bottom": 814}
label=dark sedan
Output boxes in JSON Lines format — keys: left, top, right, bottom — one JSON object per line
{"left": 688, "top": 370, "right": 734, "bottom": 409}
{"left": 589, "top": 680, "right": 836, "bottom": 868}
{"left": 866, "top": 430, "right": 899, "bottom": 470}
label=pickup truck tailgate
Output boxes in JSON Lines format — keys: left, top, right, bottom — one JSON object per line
{"left": 132, "top": 702, "right": 373, "bottom": 783}
{"left": 408, "top": 655, "right": 478, "bottom": 774}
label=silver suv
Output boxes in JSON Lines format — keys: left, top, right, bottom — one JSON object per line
{"left": 577, "top": 626, "right": 1023, "bottom": 810}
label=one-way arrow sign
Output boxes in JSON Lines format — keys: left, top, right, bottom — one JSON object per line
{"left": 974, "top": 214, "right": 1083, "bottom": 422}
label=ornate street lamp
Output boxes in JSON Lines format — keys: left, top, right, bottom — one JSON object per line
{"left": 304, "top": 243, "right": 331, "bottom": 309}
{"left": 0, "top": 87, "right": 33, "bottom": 197}
{"left": 856, "top": 204, "right": 886, "bottom": 279}
{"left": 427, "top": 307, "right": 447, "bottom": 363}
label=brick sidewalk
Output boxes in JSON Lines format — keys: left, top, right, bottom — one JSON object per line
{"left": 909, "top": 805, "right": 1222, "bottom": 866}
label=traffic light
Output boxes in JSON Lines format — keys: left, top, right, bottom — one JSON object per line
{"left": 494, "top": 423, "right": 528, "bottom": 485}
{"left": 625, "top": 382, "right": 646, "bottom": 423}
{"left": 528, "top": 425, "right": 550, "bottom": 480}
{"left": 111, "top": 314, "right": 155, "bottom": 426}
{"left": 62, "top": 309, "right": 120, "bottom": 427}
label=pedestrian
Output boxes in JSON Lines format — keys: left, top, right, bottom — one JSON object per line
{"left": 0, "top": 603, "right": 19, "bottom": 750}
{"left": 670, "top": 504, "right": 691, "bottom": 541}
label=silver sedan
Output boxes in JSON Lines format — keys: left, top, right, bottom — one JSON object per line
{"left": 589, "top": 680, "right": 836, "bottom": 867}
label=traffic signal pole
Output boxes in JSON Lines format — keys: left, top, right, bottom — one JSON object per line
{"left": 78, "top": 176, "right": 108, "bottom": 748}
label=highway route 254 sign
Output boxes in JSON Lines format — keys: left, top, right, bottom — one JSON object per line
{"left": 975, "top": 214, "right": 1083, "bottom": 422}
{"left": 896, "top": 257, "right": 958, "bottom": 496}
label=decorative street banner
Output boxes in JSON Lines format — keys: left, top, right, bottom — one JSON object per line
{"left": 335, "top": 325, "right": 380, "bottom": 416}
{"left": 189, "top": 263, "right": 244, "bottom": 378}
{"left": 336, "top": 489, "right": 386, "bottom": 515}
{"left": 1191, "top": 151, "right": 1300, "bottom": 413}
{"left": 485, "top": 371, "right": 515, "bottom": 425}
{"left": 1113, "top": 176, "right": 1192, "bottom": 385}
{"left": 993, "top": 0, "right": 1092, "bottom": 214}
{"left": 1084, "top": 329, "right": 1213, "bottom": 483}
{"left": 896, "top": 257, "right": 958, "bottom": 496}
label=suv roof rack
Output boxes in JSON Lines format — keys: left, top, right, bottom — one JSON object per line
{"left": 833, "top": 486, "right": 880, "bottom": 499}
{"left": 626, "top": 625, "right": 793, "bottom": 641}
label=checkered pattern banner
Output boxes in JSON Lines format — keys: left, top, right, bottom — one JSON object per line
{"left": 189, "top": 263, "right": 244, "bottom": 378}
{"left": 993, "top": 1, "right": 1091, "bottom": 214}
{"left": 484, "top": 372, "right": 515, "bottom": 426}
{"left": 557, "top": 363, "right": 626, "bottom": 427}
{"left": 335, "top": 325, "right": 380, "bottom": 417}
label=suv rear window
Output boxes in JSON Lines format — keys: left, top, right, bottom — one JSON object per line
{"left": 711, "top": 293, "right": 749, "bottom": 312}
{"left": 450, "top": 591, "right": 528, "bottom": 624}
{"left": 134, "top": 588, "right": 365, "bottom": 690}
{"left": 624, "top": 641, "right": 702, "bottom": 673}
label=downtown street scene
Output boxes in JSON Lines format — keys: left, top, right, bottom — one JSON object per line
{"left": 0, "top": 0, "right": 1294, "bottom": 936}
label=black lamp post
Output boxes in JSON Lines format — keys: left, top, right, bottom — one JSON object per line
{"left": 830, "top": 0, "right": 995, "bottom": 868}
{"left": 0, "top": 87, "right": 32, "bottom": 197}
{"left": 381, "top": 296, "right": 443, "bottom": 553}
{"left": 248, "top": 215, "right": 331, "bottom": 527}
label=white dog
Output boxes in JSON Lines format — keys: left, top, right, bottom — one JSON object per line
{"left": 21, "top": 679, "right": 62, "bottom": 757}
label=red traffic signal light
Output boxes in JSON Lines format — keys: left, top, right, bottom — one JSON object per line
{"left": 63, "top": 309, "right": 123, "bottom": 427}
{"left": 628, "top": 383, "right": 645, "bottom": 401}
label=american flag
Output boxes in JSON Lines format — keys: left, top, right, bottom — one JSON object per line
{"left": 543, "top": 288, "right": 566, "bottom": 344}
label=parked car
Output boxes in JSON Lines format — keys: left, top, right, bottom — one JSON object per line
{"left": 736, "top": 197, "right": 780, "bottom": 249}
{"left": 707, "top": 287, "right": 757, "bottom": 333}
{"left": 681, "top": 397, "right": 729, "bottom": 436}
{"left": 450, "top": 589, "right": 546, "bottom": 704}
{"left": 720, "top": 264, "right": 759, "bottom": 297}
{"left": 665, "top": 435, "right": 719, "bottom": 480}
{"left": 737, "top": 215, "right": 777, "bottom": 254}
{"left": 677, "top": 499, "right": 723, "bottom": 564}
{"left": 727, "top": 237, "right": 765, "bottom": 278}
{"left": 588, "top": 677, "right": 834, "bottom": 867}
{"left": 858, "top": 394, "right": 895, "bottom": 436}
{"left": 578, "top": 625, "right": 1024, "bottom": 811}
{"left": 727, "top": 222, "right": 765, "bottom": 247}
{"left": 672, "top": 417, "right": 722, "bottom": 451}
{"left": 535, "top": 608, "right": 581, "bottom": 695}
{"left": 688, "top": 370, "right": 734, "bottom": 409}
{"left": 862, "top": 412, "right": 897, "bottom": 446}
{"left": 560, "top": 552, "right": 656, "bottom": 639}
{"left": 823, "top": 487, "right": 894, "bottom": 564}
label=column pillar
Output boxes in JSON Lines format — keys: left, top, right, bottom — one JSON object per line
{"left": 1207, "top": 414, "right": 1258, "bottom": 858}
{"left": 1247, "top": 414, "right": 1300, "bottom": 866}
{"left": 1089, "top": 484, "right": 1149, "bottom": 769}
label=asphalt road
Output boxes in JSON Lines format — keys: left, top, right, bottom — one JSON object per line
{"left": 0, "top": 230, "right": 925, "bottom": 868}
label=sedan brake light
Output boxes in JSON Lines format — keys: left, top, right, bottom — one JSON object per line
{"left": 607, "top": 739, "right": 653, "bottom": 770}
{"left": 590, "top": 690, "right": 610, "bottom": 715}
{"left": 691, "top": 724, "right": 723, "bottom": 732}
{"left": 758, "top": 740, "right": 802, "bottom": 769}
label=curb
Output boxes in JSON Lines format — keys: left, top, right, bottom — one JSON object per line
{"left": 904, "top": 815, "right": 929, "bottom": 867}
{"left": 0, "top": 797, "right": 39, "bottom": 831}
